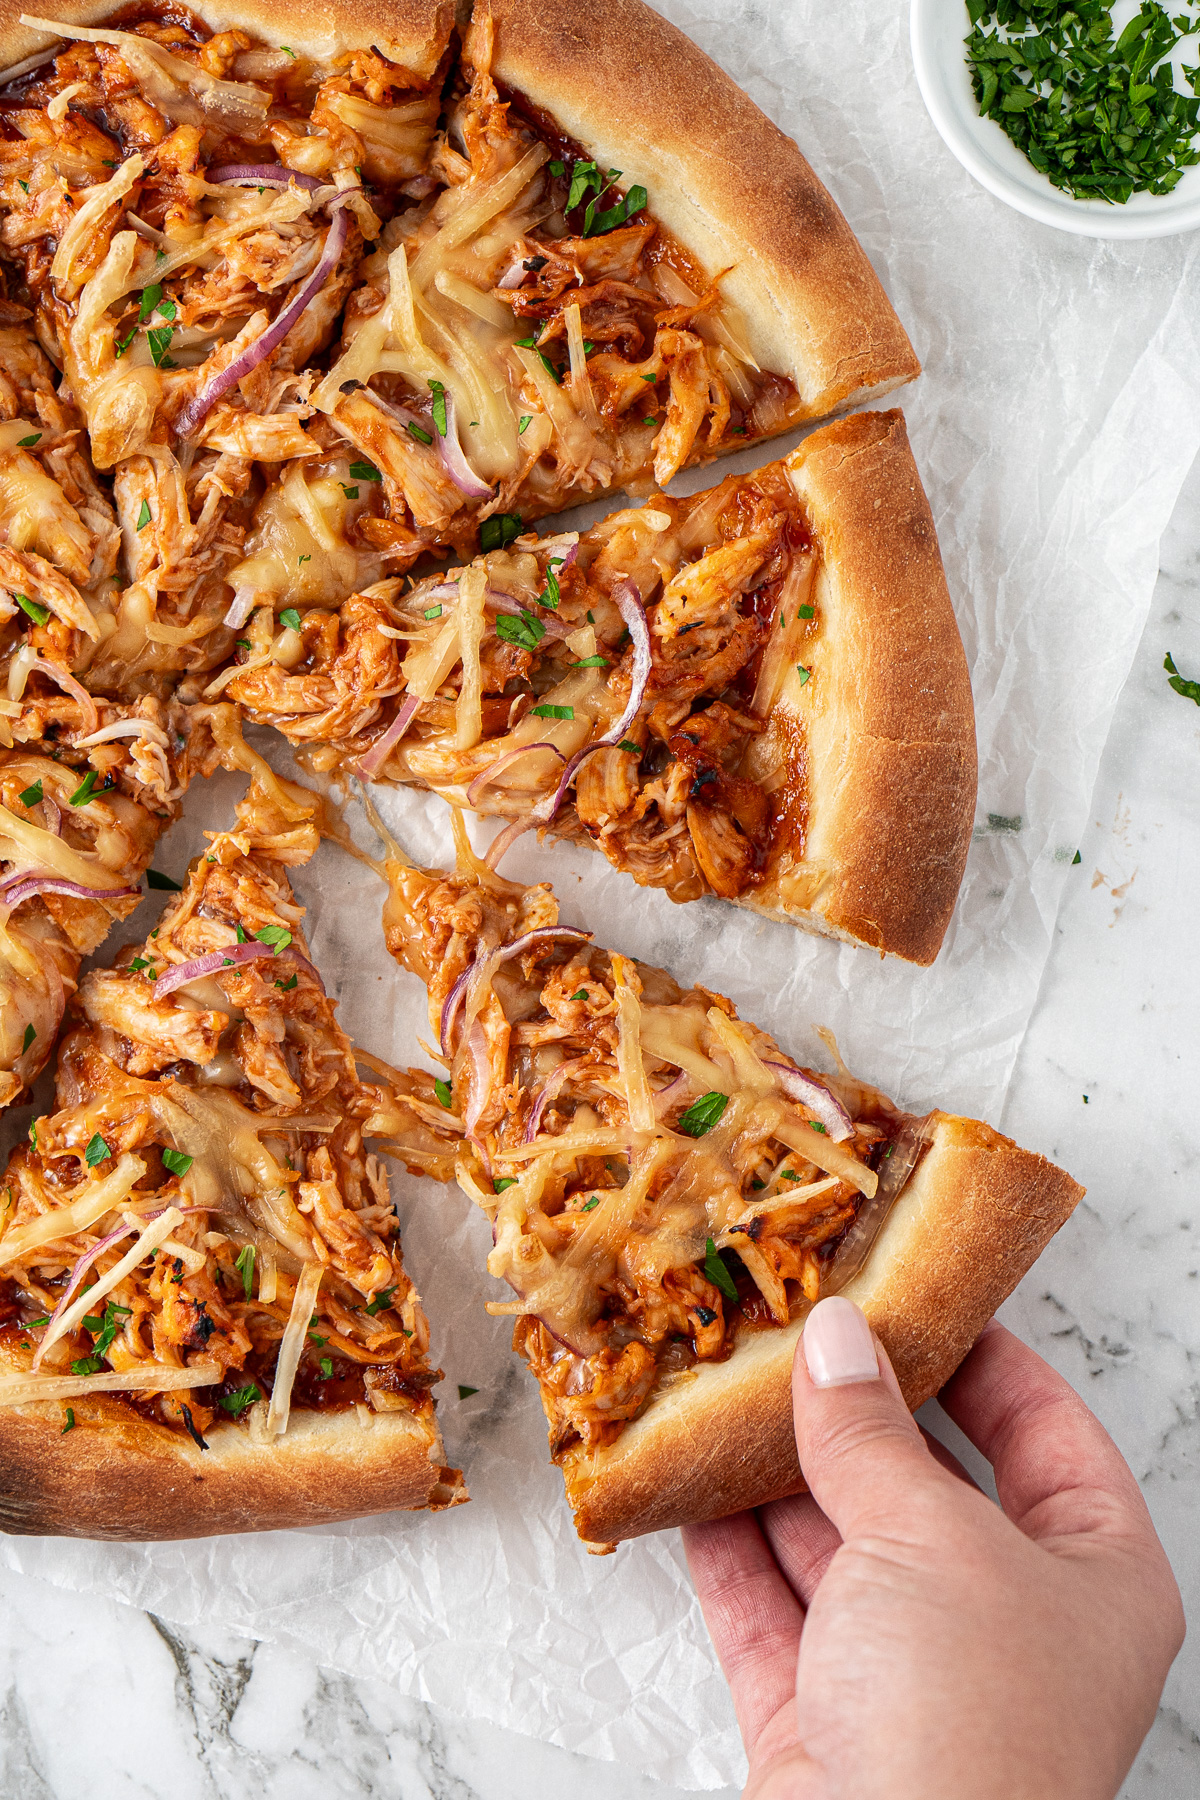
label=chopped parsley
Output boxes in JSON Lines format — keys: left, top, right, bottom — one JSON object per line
{"left": 348, "top": 459, "right": 382, "bottom": 482}
{"left": 617, "top": 739, "right": 642, "bottom": 754}
{"left": 146, "top": 869, "right": 181, "bottom": 890}
{"left": 429, "top": 379, "right": 448, "bottom": 436}
{"left": 458, "top": 1384, "right": 478, "bottom": 1399}
{"left": 537, "top": 556, "right": 565, "bottom": 609}
{"left": 146, "top": 325, "right": 176, "bottom": 368}
{"left": 796, "top": 665, "right": 811, "bottom": 685}
{"left": 702, "top": 1236, "right": 739, "bottom": 1304}
{"left": 1165, "top": 650, "right": 1200, "bottom": 704}
{"left": 79, "top": 1301, "right": 130, "bottom": 1363}
{"left": 19, "top": 779, "right": 43, "bottom": 806}
{"left": 15, "top": 593, "right": 49, "bottom": 625}
{"left": 219, "top": 1383, "right": 261, "bottom": 1416}
{"left": 21, "top": 1024, "right": 35, "bottom": 1054}
{"left": 129, "top": 957, "right": 153, "bottom": 975}
{"left": 339, "top": 483, "right": 360, "bottom": 498}
{"left": 235, "top": 1244, "right": 256, "bottom": 1299}
{"left": 964, "top": 1, "right": 1200, "bottom": 203}
{"left": 136, "top": 500, "right": 152, "bottom": 532}
{"left": 319, "top": 1357, "right": 334, "bottom": 1379}
{"left": 17, "top": 179, "right": 28, "bottom": 193}
{"left": 530, "top": 703, "right": 574, "bottom": 720}
{"left": 549, "top": 158, "right": 565, "bottom": 176}
{"left": 424, "top": 604, "right": 443, "bottom": 620}
{"left": 275, "top": 973, "right": 298, "bottom": 991}
{"left": 137, "top": 284, "right": 163, "bottom": 323}
{"left": 162, "top": 1148, "right": 193, "bottom": 1178}
{"left": 62, "top": 1407, "right": 75, "bottom": 1434}
{"left": 571, "top": 655, "right": 609, "bottom": 668}
{"left": 68, "top": 770, "right": 101, "bottom": 807}
{"left": 114, "top": 329, "right": 136, "bottom": 358}
{"left": 568, "top": 988, "right": 589, "bottom": 1002}
{"left": 480, "top": 512, "right": 523, "bottom": 553}
{"left": 406, "top": 420, "right": 433, "bottom": 445}
{"left": 281, "top": 44, "right": 296, "bottom": 56}
{"left": 808, "top": 1121, "right": 829, "bottom": 1136}
{"left": 495, "top": 609, "right": 546, "bottom": 652}
{"left": 1072, "top": 849, "right": 1082, "bottom": 864}
{"left": 84, "top": 1132, "right": 111, "bottom": 1167}
{"left": 799, "top": 604, "right": 815, "bottom": 620}
{"left": 641, "top": 373, "right": 657, "bottom": 383}
{"left": 434, "top": 1077, "right": 453, "bottom": 1109}
{"left": 254, "top": 925, "right": 292, "bottom": 952}
{"left": 493, "top": 1177, "right": 518, "bottom": 1192}
{"left": 279, "top": 607, "right": 302, "bottom": 631}
{"left": 678, "top": 1091, "right": 729, "bottom": 1138}
{"left": 518, "top": 414, "right": 532, "bottom": 434}
{"left": 17, "top": 433, "right": 40, "bottom": 448}
{"left": 581, "top": 1195, "right": 601, "bottom": 1211}
{"left": 365, "top": 1287, "right": 396, "bottom": 1316}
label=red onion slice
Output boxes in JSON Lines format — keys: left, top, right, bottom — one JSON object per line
{"left": 439, "top": 925, "right": 591, "bottom": 1052}
{"left": 482, "top": 815, "right": 535, "bottom": 872}
{"left": 32, "top": 1220, "right": 134, "bottom": 1369}
{"left": 154, "top": 939, "right": 281, "bottom": 997}
{"left": 207, "top": 164, "right": 321, "bottom": 191}
{"left": 177, "top": 202, "right": 352, "bottom": 439}
{"left": 356, "top": 695, "right": 421, "bottom": 781}
{"left": 223, "top": 590, "right": 258, "bottom": 630}
{"left": 652, "top": 1069, "right": 690, "bottom": 1120}
{"left": 466, "top": 741, "right": 565, "bottom": 807}
{"left": 0, "top": 874, "right": 138, "bottom": 908}
{"left": 765, "top": 1062, "right": 854, "bottom": 1143}
{"left": 523, "top": 1055, "right": 593, "bottom": 1142}
{"left": 436, "top": 391, "right": 493, "bottom": 500}
{"left": 486, "top": 590, "right": 573, "bottom": 639}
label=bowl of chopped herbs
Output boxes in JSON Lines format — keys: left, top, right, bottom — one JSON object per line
{"left": 911, "top": 0, "right": 1200, "bottom": 237}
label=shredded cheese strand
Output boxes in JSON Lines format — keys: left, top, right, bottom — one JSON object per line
{"left": 0, "top": 1155, "right": 145, "bottom": 1265}
{"left": 38, "top": 1205, "right": 184, "bottom": 1361}
{"left": 0, "top": 1361, "right": 220, "bottom": 1408}
{"left": 267, "top": 1260, "right": 323, "bottom": 1438}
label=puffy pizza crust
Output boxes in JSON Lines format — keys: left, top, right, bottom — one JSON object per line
{"left": 558, "top": 1111, "right": 1083, "bottom": 1549}
{"left": 0, "top": 1392, "right": 466, "bottom": 1539}
{"left": 734, "top": 409, "right": 977, "bottom": 966}
{"left": 0, "top": 0, "right": 455, "bottom": 80}
{"left": 479, "top": 0, "right": 920, "bottom": 423}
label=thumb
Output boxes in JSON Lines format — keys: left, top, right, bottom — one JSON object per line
{"left": 793, "top": 1296, "right": 945, "bottom": 1540}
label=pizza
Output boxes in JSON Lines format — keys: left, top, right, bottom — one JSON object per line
{"left": 0, "top": 774, "right": 465, "bottom": 1537}
{"left": 379, "top": 847, "right": 1083, "bottom": 1551}
{"left": 222, "top": 408, "right": 975, "bottom": 965}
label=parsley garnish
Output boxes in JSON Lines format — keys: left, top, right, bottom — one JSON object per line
{"left": 254, "top": 925, "right": 292, "bottom": 953}
{"left": 17, "top": 433, "right": 40, "bottom": 448}
{"left": 319, "top": 1357, "right": 334, "bottom": 1379}
{"left": 146, "top": 325, "right": 175, "bottom": 368}
{"left": 518, "top": 414, "right": 532, "bottom": 434}
{"left": 458, "top": 1384, "right": 478, "bottom": 1399}
{"left": 138, "top": 284, "right": 163, "bottom": 322}
{"left": 219, "top": 1383, "right": 261, "bottom": 1416}
{"left": 1165, "top": 650, "right": 1200, "bottom": 704}
{"left": 275, "top": 973, "right": 298, "bottom": 991}
{"left": 69, "top": 770, "right": 100, "bottom": 807}
{"left": 799, "top": 604, "right": 815, "bottom": 620}
{"left": 530, "top": 703, "right": 573, "bottom": 720}
{"left": 424, "top": 604, "right": 443, "bottom": 620}
{"left": 349, "top": 459, "right": 382, "bottom": 482}
{"left": 581, "top": 1195, "right": 600, "bottom": 1211}
{"left": 406, "top": 420, "right": 433, "bottom": 445}
{"left": 235, "top": 1244, "right": 255, "bottom": 1300}
{"left": 569, "top": 988, "right": 588, "bottom": 1002}
{"left": 365, "top": 1286, "right": 396, "bottom": 1316}
{"left": 84, "top": 1132, "right": 111, "bottom": 1167}
{"left": 162, "top": 1148, "right": 192, "bottom": 1178}
{"left": 549, "top": 158, "right": 565, "bottom": 176}
{"left": 15, "top": 593, "right": 49, "bottom": 625}
{"left": 339, "top": 483, "right": 360, "bottom": 498}
{"left": 965, "top": 1, "right": 1200, "bottom": 204}
{"left": 136, "top": 500, "right": 152, "bottom": 532}
{"left": 678, "top": 1092, "right": 729, "bottom": 1138}
{"left": 495, "top": 609, "right": 546, "bottom": 652}
{"left": 281, "top": 44, "right": 296, "bottom": 56}
{"left": 114, "top": 329, "right": 136, "bottom": 359}
{"left": 279, "top": 607, "right": 302, "bottom": 631}
{"left": 146, "top": 869, "right": 181, "bottom": 890}
{"left": 537, "top": 556, "right": 565, "bottom": 609}
{"left": 434, "top": 1078, "right": 453, "bottom": 1109}
{"left": 21, "top": 1023, "right": 35, "bottom": 1053}
{"left": 617, "top": 739, "right": 641, "bottom": 754}
{"left": 480, "top": 513, "right": 523, "bottom": 553}
{"left": 429, "top": 379, "right": 447, "bottom": 436}
{"left": 808, "top": 1121, "right": 828, "bottom": 1136}
{"left": 19, "top": 779, "right": 43, "bottom": 806}
{"left": 17, "top": 179, "right": 28, "bottom": 193}
{"left": 493, "top": 1177, "right": 517, "bottom": 1192}
{"left": 796, "top": 665, "right": 811, "bottom": 686}
{"left": 62, "top": 1407, "right": 75, "bottom": 1434}
{"left": 702, "top": 1236, "right": 739, "bottom": 1303}
{"left": 572, "top": 655, "right": 609, "bottom": 668}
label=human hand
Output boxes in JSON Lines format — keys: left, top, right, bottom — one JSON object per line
{"left": 683, "top": 1300, "right": 1183, "bottom": 1800}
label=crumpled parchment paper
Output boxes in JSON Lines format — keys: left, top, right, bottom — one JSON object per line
{"left": 5, "top": 1, "right": 1200, "bottom": 1787}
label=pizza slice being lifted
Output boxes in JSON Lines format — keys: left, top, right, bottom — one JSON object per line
{"left": 0, "top": 775, "right": 465, "bottom": 1538}
{"left": 380, "top": 842, "right": 1082, "bottom": 1552}
{"left": 222, "top": 409, "right": 975, "bottom": 965}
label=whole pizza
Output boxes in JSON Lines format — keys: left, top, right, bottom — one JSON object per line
{"left": 0, "top": 0, "right": 1079, "bottom": 1543}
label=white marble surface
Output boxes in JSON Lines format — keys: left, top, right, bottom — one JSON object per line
{"left": 1, "top": 451, "right": 1197, "bottom": 1800}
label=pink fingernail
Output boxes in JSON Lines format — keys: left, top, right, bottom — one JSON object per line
{"left": 803, "top": 1297, "right": 880, "bottom": 1388}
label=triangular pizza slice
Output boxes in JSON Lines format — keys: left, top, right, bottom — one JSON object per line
{"left": 225, "top": 410, "right": 975, "bottom": 965}
{"left": 380, "top": 846, "right": 1081, "bottom": 1551}
{"left": 0, "top": 775, "right": 464, "bottom": 1537}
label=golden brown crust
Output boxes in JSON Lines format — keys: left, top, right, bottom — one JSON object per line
{"left": 0, "top": 1393, "right": 466, "bottom": 1539}
{"left": 735, "top": 410, "right": 977, "bottom": 966}
{"left": 480, "top": 0, "right": 920, "bottom": 423}
{"left": 563, "top": 1112, "right": 1083, "bottom": 1548}
{"left": 0, "top": 0, "right": 456, "bottom": 80}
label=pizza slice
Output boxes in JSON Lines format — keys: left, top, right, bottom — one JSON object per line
{"left": 380, "top": 847, "right": 1082, "bottom": 1552}
{"left": 0, "top": 775, "right": 465, "bottom": 1538}
{"left": 223, "top": 409, "right": 975, "bottom": 965}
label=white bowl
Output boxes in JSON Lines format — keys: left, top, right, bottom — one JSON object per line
{"left": 910, "top": 0, "right": 1200, "bottom": 239}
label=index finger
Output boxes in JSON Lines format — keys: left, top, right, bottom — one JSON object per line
{"left": 938, "top": 1320, "right": 1155, "bottom": 1541}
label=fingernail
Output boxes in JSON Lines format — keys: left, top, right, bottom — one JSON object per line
{"left": 803, "top": 1297, "right": 880, "bottom": 1388}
